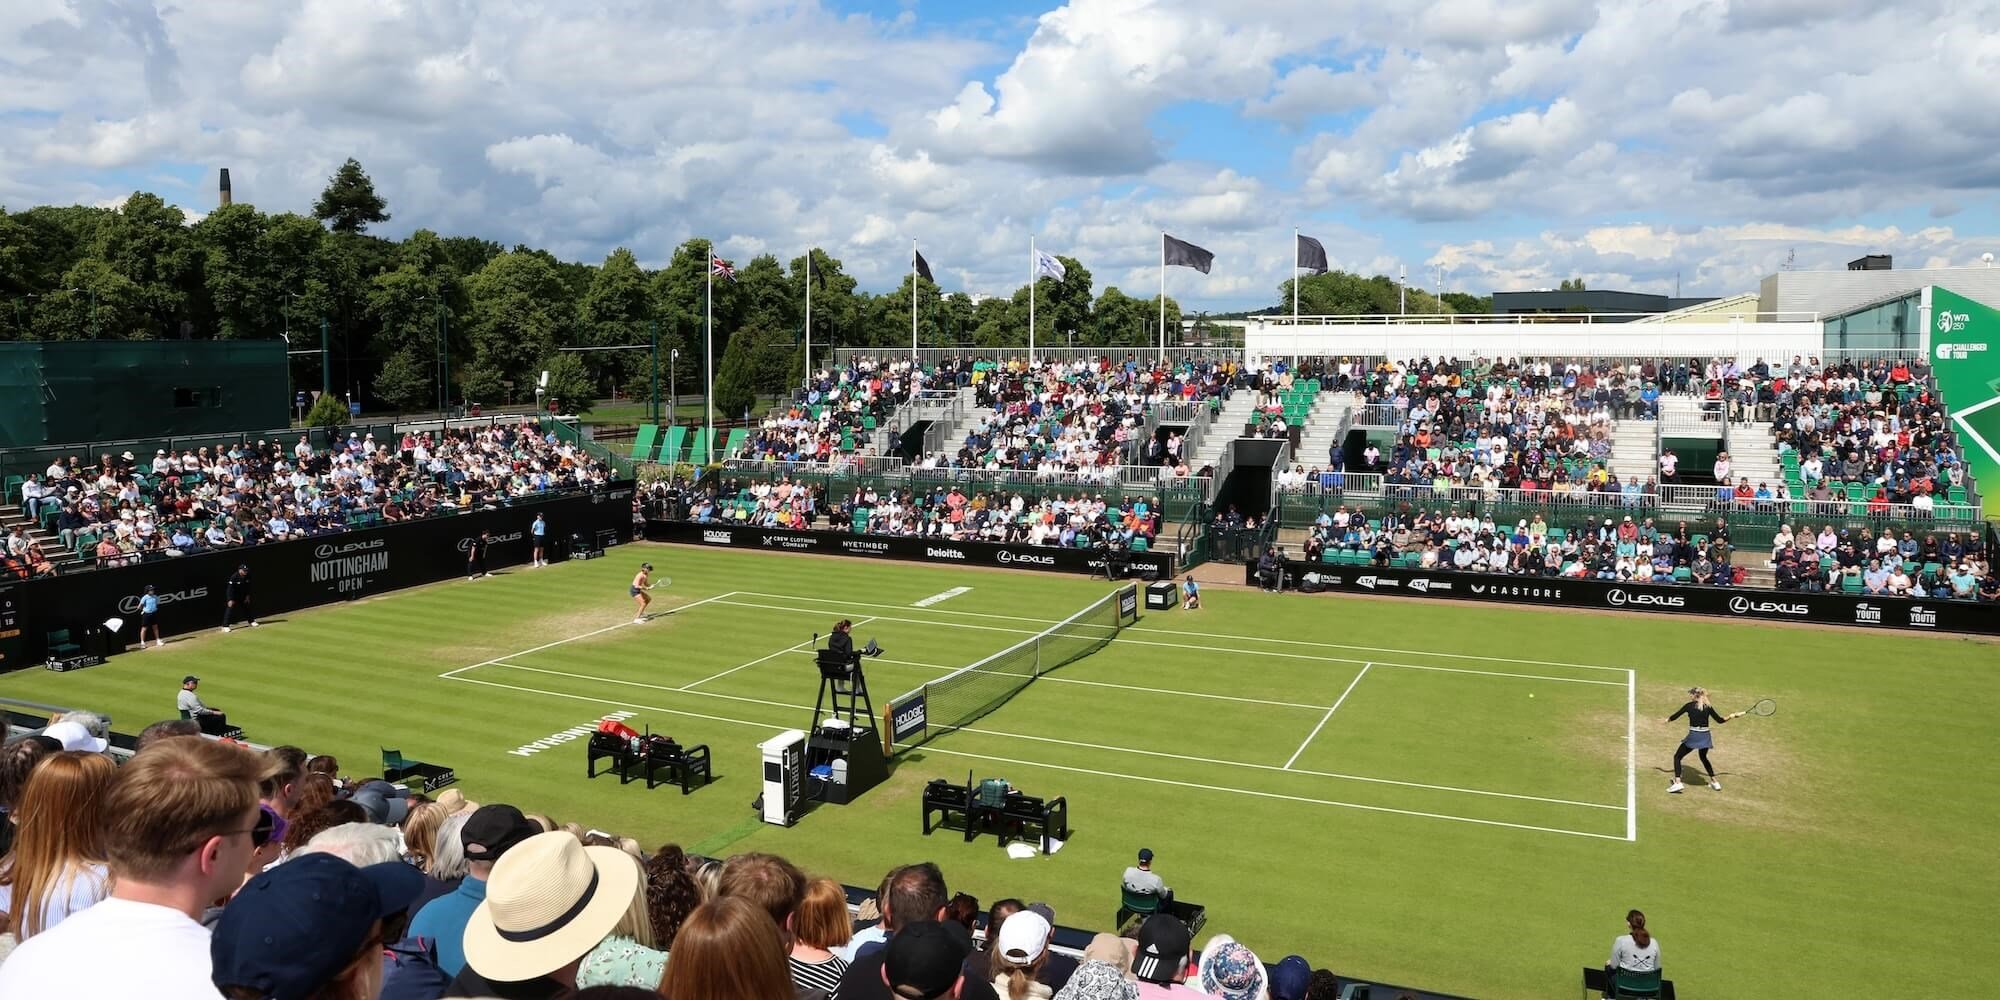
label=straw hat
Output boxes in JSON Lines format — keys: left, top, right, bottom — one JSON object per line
{"left": 460, "top": 831, "right": 638, "bottom": 981}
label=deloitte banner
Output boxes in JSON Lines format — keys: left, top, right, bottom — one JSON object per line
{"left": 1250, "top": 560, "right": 1999, "bottom": 635}
{"left": 7, "top": 485, "right": 635, "bottom": 666}
{"left": 1931, "top": 287, "right": 2000, "bottom": 516}
{"left": 645, "top": 519, "right": 1176, "bottom": 579}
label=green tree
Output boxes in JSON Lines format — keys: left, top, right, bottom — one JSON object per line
{"left": 1087, "top": 286, "right": 1154, "bottom": 347}
{"left": 466, "top": 250, "right": 572, "bottom": 387}
{"left": 192, "top": 203, "right": 273, "bottom": 340}
{"left": 789, "top": 248, "right": 859, "bottom": 369}
{"left": 580, "top": 247, "right": 661, "bottom": 400}
{"left": 304, "top": 391, "right": 351, "bottom": 428}
{"left": 712, "top": 324, "right": 760, "bottom": 419}
{"left": 648, "top": 239, "right": 730, "bottom": 394}
{"left": 970, "top": 295, "right": 1020, "bottom": 349}
{"left": 313, "top": 158, "right": 391, "bottom": 234}
{"left": 94, "top": 191, "right": 201, "bottom": 338}
{"left": 459, "top": 364, "right": 509, "bottom": 408}
{"left": 537, "top": 351, "right": 597, "bottom": 417}
{"left": 1440, "top": 291, "right": 1491, "bottom": 314}
{"left": 372, "top": 346, "right": 431, "bottom": 414}
{"left": 1558, "top": 277, "right": 1587, "bottom": 291}
{"left": 1038, "top": 256, "right": 1093, "bottom": 344}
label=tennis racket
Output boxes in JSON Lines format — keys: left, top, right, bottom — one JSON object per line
{"left": 649, "top": 577, "right": 671, "bottom": 590}
{"left": 1743, "top": 698, "right": 1776, "bottom": 718}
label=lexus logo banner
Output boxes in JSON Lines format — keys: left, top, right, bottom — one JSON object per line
{"left": 1250, "top": 558, "right": 1997, "bottom": 635}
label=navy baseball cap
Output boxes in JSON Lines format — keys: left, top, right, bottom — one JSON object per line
{"left": 1137, "top": 848, "right": 1154, "bottom": 862}
{"left": 212, "top": 852, "right": 424, "bottom": 1000}
{"left": 1269, "top": 955, "right": 1313, "bottom": 1000}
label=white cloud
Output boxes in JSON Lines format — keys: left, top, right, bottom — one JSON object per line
{"left": 0, "top": 0, "right": 1995, "bottom": 314}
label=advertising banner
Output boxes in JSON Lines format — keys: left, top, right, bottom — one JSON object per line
{"left": 1250, "top": 560, "right": 1998, "bottom": 636}
{"left": 645, "top": 520, "right": 1176, "bottom": 579}
{"left": 9, "top": 485, "right": 635, "bottom": 665}
{"left": 1929, "top": 286, "right": 2000, "bottom": 516}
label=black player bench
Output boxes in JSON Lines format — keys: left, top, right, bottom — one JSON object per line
{"left": 587, "top": 731, "right": 713, "bottom": 794}
{"left": 382, "top": 748, "right": 457, "bottom": 792}
{"left": 922, "top": 777, "right": 1069, "bottom": 853}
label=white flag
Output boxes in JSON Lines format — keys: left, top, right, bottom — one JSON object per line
{"left": 1034, "top": 249, "right": 1066, "bottom": 281}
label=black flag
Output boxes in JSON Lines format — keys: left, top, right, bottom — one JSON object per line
{"left": 1297, "top": 234, "right": 1329, "bottom": 275}
{"left": 1163, "top": 234, "right": 1214, "bottom": 274}
{"left": 914, "top": 250, "right": 934, "bottom": 283}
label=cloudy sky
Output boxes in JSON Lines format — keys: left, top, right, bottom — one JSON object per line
{"left": 4, "top": 0, "right": 1996, "bottom": 311}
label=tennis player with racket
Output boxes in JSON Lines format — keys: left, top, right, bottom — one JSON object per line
{"left": 1667, "top": 687, "right": 1775, "bottom": 793}
{"left": 631, "top": 562, "right": 668, "bottom": 622}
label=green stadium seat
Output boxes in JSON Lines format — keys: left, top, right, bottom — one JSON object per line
{"left": 628, "top": 423, "right": 658, "bottom": 461}
{"left": 1841, "top": 575, "right": 1863, "bottom": 593}
{"left": 721, "top": 428, "right": 749, "bottom": 459}
{"left": 658, "top": 425, "right": 688, "bottom": 464}
{"left": 1611, "top": 967, "right": 1662, "bottom": 999}
{"left": 686, "top": 428, "right": 714, "bottom": 464}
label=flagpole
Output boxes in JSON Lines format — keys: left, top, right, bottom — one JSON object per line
{"left": 1158, "top": 232, "right": 1166, "bottom": 363}
{"left": 804, "top": 250, "right": 812, "bottom": 387}
{"left": 1028, "top": 236, "right": 1036, "bottom": 362}
{"left": 704, "top": 247, "right": 714, "bottom": 460}
{"left": 910, "top": 238, "right": 918, "bottom": 360}
{"left": 1291, "top": 226, "right": 1300, "bottom": 367}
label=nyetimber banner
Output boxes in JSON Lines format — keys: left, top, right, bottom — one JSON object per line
{"left": 645, "top": 520, "right": 1176, "bottom": 580}
{"left": 1253, "top": 560, "right": 1998, "bottom": 635}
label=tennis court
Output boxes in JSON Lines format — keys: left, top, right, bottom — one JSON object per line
{"left": 441, "top": 583, "right": 1637, "bottom": 842}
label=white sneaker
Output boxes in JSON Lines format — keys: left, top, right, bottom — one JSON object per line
{"left": 222, "top": 626, "right": 232, "bottom": 633}
{"left": 634, "top": 617, "right": 646, "bottom": 624}
{"left": 1709, "top": 781, "right": 1722, "bottom": 791}
{"left": 249, "top": 621, "right": 259, "bottom": 628}
{"left": 156, "top": 641, "right": 165, "bottom": 648}
{"left": 1667, "top": 780, "right": 1685, "bottom": 793}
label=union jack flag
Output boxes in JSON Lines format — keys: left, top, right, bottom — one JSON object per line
{"left": 710, "top": 255, "right": 736, "bottom": 281}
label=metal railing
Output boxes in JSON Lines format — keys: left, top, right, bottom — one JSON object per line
{"left": 1660, "top": 407, "right": 1726, "bottom": 437}
{"left": 1251, "top": 311, "right": 1822, "bottom": 326}
{"left": 1209, "top": 439, "right": 1238, "bottom": 505}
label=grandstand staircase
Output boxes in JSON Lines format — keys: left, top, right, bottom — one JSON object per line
{"left": 1297, "top": 395, "right": 1355, "bottom": 469}
{"left": 0, "top": 505, "right": 84, "bottom": 573}
{"left": 1727, "top": 420, "right": 1785, "bottom": 493}
{"left": 1607, "top": 420, "right": 1658, "bottom": 487}
{"left": 1186, "top": 394, "right": 1258, "bottom": 473}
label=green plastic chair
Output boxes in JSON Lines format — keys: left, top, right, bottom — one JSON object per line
{"left": 658, "top": 425, "right": 688, "bottom": 464}
{"left": 1611, "top": 968, "right": 1662, "bottom": 999}
{"left": 628, "top": 424, "right": 659, "bottom": 461}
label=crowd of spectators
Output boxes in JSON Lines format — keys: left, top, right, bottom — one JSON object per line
{"left": 1768, "top": 522, "right": 1994, "bottom": 598}
{"left": 8, "top": 421, "right": 615, "bottom": 575}
{"left": 1332, "top": 357, "right": 1651, "bottom": 500}
{"left": 741, "top": 359, "right": 953, "bottom": 464}
{"left": 0, "top": 719, "right": 1391, "bottom": 1000}
{"left": 651, "top": 477, "right": 1162, "bottom": 550}
{"left": 1300, "top": 508, "right": 1753, "bottom": 586}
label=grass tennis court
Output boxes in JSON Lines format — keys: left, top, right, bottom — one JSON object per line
{"left": 5, "top": 544, "right": 1994, "bottom": 997}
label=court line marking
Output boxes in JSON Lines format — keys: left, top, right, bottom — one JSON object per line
{"left": 912, "top": 587, "right": 973, "bottom": 608}
{"left": 716, "top": 599, "right": 1624, "bottom": 686}
{"left": 774, "top": 651, "right": 1331, "bottom": 710}
{"left": 441, "top": 673, "right": 1623, "bottom": 840}
{"left": 463, "top": 660, "right": 1619, "bottom": 811}
{"left": 918, "top": 747, "right": 1628, "bottom": 842}
{"left": 678, "top": 617, "right": 877, "bottom": 691}
{"left": 1626, "top": 668, "right": 1638, "bottom": 842}
{"left": 439, "top": 590, "right": 740, "bottom": 678}
{"left": 738, "top": 589, "right": 1628, "bottom": 672}
{"left": 1285, "top": 662, "right": 1371, "bottom": 769}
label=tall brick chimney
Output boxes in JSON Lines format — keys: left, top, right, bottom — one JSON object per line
{"left": 219, "top": 168, "right": 232, "bottom": 207}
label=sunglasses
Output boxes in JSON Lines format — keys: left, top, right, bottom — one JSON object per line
{"left": 249, "top": 803, "right": 288, "bottom": 848}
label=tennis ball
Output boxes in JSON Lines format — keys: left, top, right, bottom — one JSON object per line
{"left": 1529, "top": 693, "right": 1536, "bottom": 698}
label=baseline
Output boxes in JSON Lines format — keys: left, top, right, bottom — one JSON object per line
{"left": 439, "top": 590, "right": 739, "bottom": 678}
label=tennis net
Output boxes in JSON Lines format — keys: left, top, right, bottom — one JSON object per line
{"left": 883, "top": 584, "right": 1139, "bottom": 753}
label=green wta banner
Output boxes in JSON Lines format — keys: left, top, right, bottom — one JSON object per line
{"left": 1930, "top": 287, "right": 2000, "bottom": 516}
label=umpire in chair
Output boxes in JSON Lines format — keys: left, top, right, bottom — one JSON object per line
{"left": 827, "top": 619, "right": 855, "bottom": 661}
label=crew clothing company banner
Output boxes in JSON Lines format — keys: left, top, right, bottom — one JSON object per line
{"left": 1249, "top": 560, "right": 1999, "bottom": 635}
{"left": 1930, "top": 286, "right": 2000, "bottom": 516}
{"left": 9, "top": 485, "right": 635, "bottom": 665}
{"left": 645, "top": 520, "right": 1177, "bottom": 579}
